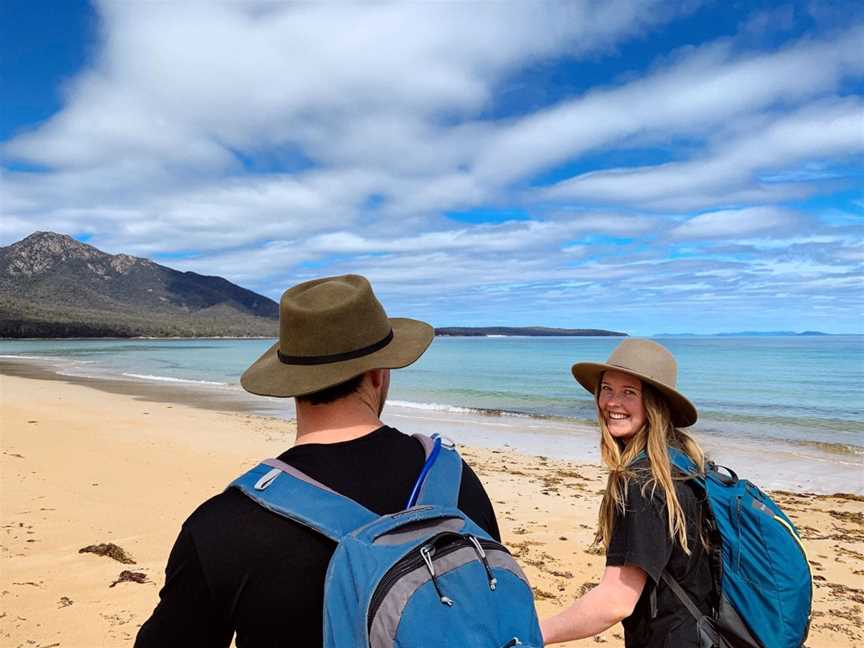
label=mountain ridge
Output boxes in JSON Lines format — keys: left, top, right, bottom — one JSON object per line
{"left": 0, "top": 232, "right": 279, "bottom": 338}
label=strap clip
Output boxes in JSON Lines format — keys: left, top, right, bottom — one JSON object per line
{"left": 254, "top": 467, "right": 282, "bottom": 490}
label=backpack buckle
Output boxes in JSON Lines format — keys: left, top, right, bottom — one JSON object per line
{"left": 254, "top": 467, "right": 282, "bottom": 490}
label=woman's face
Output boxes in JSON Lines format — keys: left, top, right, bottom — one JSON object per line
{"left": 598, "top": 370, "right": 646, "bottom": 440}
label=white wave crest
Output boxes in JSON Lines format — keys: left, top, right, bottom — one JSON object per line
{"left": 388, "top": 400, "right": 529, "bottom": 418}
{"left": 388, "top": 399, "right": 476, "bottom": 414}
{"left": 121, "top": 373, "right": 227, "bottom": 386}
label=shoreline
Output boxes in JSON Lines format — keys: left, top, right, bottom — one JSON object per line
{"left": 2, "top": 355, "right": 861, "bottom": 495}
{"left": 0, "top": 357, "right": 285, "bottom": 416}
{"left": 2, "top": 371, "right": 863, "bottom": 647}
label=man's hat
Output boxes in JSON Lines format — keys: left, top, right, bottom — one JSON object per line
{"left": 570, "top": 338, "right": 698, "bottom": 427}
{"left": 241, "top": 274, "right": 433, "bottom": 398}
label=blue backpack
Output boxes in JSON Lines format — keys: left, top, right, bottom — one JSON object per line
{"left": 229, "top": 434, "right": 543, "bottom": 648}
{"left": 660, "top": 448, "right": 812, "bottom": 648}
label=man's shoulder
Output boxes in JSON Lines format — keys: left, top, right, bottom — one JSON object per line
{"left": 184, "top": 485, "right": 257, "bottom": 532}
{"left": 277, "top": 425, "right": 421, "bottom": 461}
{"left": 182, "top": 482, "right": 335, "bottom": 566}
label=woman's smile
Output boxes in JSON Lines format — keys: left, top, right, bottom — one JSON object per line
{"left": 598, "top": 370, "right": 646, "bottom": 439}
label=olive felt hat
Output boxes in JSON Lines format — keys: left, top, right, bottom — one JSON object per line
{"left": 570, "top": 338, "right": 698, "bottom": 427}
{"left": 241, "top": 274, "right": 434, "bottom": 398}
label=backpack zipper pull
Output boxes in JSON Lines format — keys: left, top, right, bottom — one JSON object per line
{"left": 420, "top": 545, "right": 454, "bottom": 606}
{"left": 467, "top": 535, "right": 497, "bottom": 590}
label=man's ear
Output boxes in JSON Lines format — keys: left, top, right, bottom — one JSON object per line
{"left": 367, "top": 368, "right": 385, "bottom": 389}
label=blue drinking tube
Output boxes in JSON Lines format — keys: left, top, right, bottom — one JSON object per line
{"left": 405, "top": 434, "right": 442, "bottom": 508}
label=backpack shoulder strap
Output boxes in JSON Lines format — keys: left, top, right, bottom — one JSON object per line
{"left": 229, "top": 458, "right": 378, "bottom": 541}
{"left": 412, "top": 434, "right": 463, "bottom": 507}
{"left": 667, "top": 446, "right": 697, "bottom": 474}
{"left": 667, "top": 447, "right": 707, "bottom": 489}
{"left": 660, "top": 571, "right": 705, "bottom": 620}
{"left": 631, "top": 448, "right": 706, "bottom": 488}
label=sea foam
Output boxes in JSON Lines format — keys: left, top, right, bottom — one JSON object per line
{"left": 121, "top": 372, "right": 227, "bottom": 386}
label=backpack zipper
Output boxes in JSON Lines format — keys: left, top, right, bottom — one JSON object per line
{"left": 420, "top": 544, "right": 455, "bottom": 606}
{"left": 771, "top": 513, "right": 813, "bottom": 624}
{"left": 467, "top": 534, "right": 497, "bottom": 590}
{"left": 367, "top": 531, "right": 463, "bottom": 630}
{"left": 366, "top": 534, "right": 509, "bottom": 634}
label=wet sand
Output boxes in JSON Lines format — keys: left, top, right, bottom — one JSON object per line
{"left": 2, "top": 369, "right": 862, "bottom": 647}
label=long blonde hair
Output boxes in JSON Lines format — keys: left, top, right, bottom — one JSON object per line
{"left": 596, "top": 379, "right": 705, "bottom": 554}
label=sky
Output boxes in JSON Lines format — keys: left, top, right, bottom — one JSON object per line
{"left": 1, "top": 1, "right": 862, "bottom": 335}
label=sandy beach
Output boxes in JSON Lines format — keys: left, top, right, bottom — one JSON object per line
{"left": 2, "top": 369, "right": 862, "bottom": 647}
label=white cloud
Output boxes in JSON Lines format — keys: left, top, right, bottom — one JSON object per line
{"left": 1, "top": 169, "right": 380, "bottom": 255}
{"left": 305, "top": 213, "right": 655, "bottom": 254}
{"left": 5, "top": 1, "right": 670, "bottom": 173}
{"left": 751, "top": 258, "right": 858, "bottom": 278}
{"left": 4, "top": 74, "right": 233, "bottom": 170}
{"left": 540, "top": 98, "right": 864, "bottom": 209}
{"left": 0, "top": 0, "right": 689, "bottom": 257}
{"left": 670, "top": 207, "right": 798, "bottom": 239}
{"left": 164, "top": 212, "right": 657, "bottom": 287}
{"left": 474, "top": 26, "right": 864, "bottom": 185}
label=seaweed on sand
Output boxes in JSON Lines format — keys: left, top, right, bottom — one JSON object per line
{"left": 79, "top": 543, "right": 136, "bottom": 564}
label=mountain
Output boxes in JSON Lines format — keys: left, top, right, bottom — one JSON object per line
{"left": 0, "top": 232, "right": 278, "bottom": 338}
{"left": 434, "top": 326, "right": 627, "bottom": 337}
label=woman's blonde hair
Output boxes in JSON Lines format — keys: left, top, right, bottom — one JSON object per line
{"left": 595, "top": 377, "right": 705, "bottom": 554}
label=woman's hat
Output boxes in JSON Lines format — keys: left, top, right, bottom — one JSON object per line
{"left": 570, "top": 338, "right": 697, "bottom": 427}
{"left": 241, "top": 274, "right": 433, "bottom": 398}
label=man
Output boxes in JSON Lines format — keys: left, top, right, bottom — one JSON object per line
{"left": 135, "top": 274, "right": 499, "bottom": 647}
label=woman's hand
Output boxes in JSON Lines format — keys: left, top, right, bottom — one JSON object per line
{"left": 540, "top": 564, "right": 647, "bottom": 645}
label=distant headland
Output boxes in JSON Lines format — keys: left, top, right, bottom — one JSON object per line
{"left": 434, "top": 327, "right": 627, "bottom": 337}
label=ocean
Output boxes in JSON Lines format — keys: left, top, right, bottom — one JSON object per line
{"left": 2, "top": 335, "right": 862, "bottom": 494}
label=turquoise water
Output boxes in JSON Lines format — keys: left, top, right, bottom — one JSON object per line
{"left": 2, "top": 336, "right": 862, "bottom": 456}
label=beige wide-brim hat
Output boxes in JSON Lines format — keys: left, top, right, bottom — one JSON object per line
{"left": 571, "top": 338, "right": 697, "bottom": 427}
{"left": 241, "top": 274, "right": 433, "bottom": 398}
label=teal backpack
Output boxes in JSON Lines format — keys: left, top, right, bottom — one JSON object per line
{"left": 230, "top": 434, "right": 544, "bottom": 647}
{"left": 654, "top": 448, "right": 812, "bottom": 648}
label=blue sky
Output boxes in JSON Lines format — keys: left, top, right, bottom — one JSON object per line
{"left": 2, "top": 1, "right": 862, "bottom": 334}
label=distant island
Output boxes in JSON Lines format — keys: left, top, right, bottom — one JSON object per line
{"left": 715, "top": 331, "right": 832, "bottom": 337}
{"left": 0, "top": 232, "right": 279, "bottom": 338}
{"left": 435, "top": 327, "right": 627, "bottom": 337}
{"left": 656, "top": 331, "right": 833, "bottom": 337}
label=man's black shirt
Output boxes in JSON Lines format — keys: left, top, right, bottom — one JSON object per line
{"left": 135, "top": 426, "right": 499, "bottom": 648}
{"left": 605, "top": 461, "right": 714, "bottom": 648}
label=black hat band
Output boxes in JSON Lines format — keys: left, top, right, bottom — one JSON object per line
{"left": 277, "top": 329, "right": 394, "bottom": 366}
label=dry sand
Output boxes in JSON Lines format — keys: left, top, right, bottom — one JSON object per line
{"left": 2, "top": 371, "right": 862, "bottom": 647}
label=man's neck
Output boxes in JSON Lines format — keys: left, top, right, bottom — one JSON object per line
{"left": 293, "top": 396, "right": 384, "bottom": 446}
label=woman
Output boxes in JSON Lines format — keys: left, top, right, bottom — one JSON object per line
{"left": 541, "top": 339, "right": 714, "bottom": 648}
